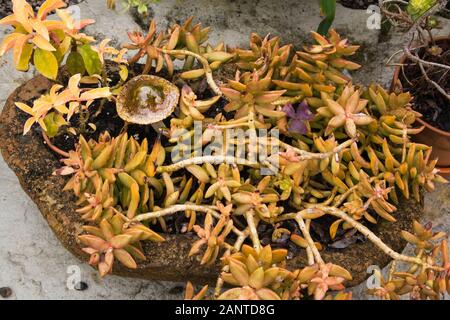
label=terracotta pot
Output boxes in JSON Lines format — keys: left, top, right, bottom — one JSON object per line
{"left": 0, "top": 75, "right": 423, "bottom": 287}
{"left": 391, "top": 36, "right": 450, "bottom": 178}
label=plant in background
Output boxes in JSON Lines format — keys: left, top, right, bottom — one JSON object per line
{"left": 317, "top": 0, "right": 337, "bottom": 36}
{"left": 0, "top": 0, "right": 97, "bottom": 79}
{"left": 107, "top": 0, "right": 161, "bottom": 15}
{"left": 381, "top": 0, "right": 449, "bottom": 101}
{"left": 2, "top": 1, "right": 449, "bottom": 301}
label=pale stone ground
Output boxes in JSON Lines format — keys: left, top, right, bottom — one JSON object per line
{"left": 0, "top": 0, "right": 448, "bottom": 300}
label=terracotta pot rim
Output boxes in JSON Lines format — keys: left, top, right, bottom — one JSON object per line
{"left": 391, "top": 36, "right": 450, "bottom": 137}
{"left": 437, "top": 166, "right": 450, "bottom": 174}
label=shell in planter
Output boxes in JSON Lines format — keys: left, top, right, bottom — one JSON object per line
{"left": 116, "top": 75, "right": 180, "bottom": 125}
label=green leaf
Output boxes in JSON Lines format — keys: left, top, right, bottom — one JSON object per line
{"left": 66, "top": 51, "right": 86, "bottom": 76}
{"left": 43, "top": 112, "right": 67, "bottom": 138}
{"left": 78, "top": 44, "right": 102, "bottom": 76}
{"left": 119, "top": 65, "right": 129, "bottom": 81}
{"left": 33, "top": 48, "right": 59, "bottom": 80}
{"left": 17, "top": 43, "right": 33, "bottom": 71}
{"left": 407, "top": 0, "right": 437, "bottom": 20}
{"left": 317, "top": 0, "right": 336, "bottom": 36}
{"left": 138, "top": 3, "right": 148, "bottom": 14}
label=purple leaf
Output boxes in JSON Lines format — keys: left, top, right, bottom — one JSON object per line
{"left": 283, "top": 101, "right": 315, "bottom": 134}
{"left": 297, "top": 101, "right": 314, "bottom": 121}
{"left": 282, "top": 103, "right": 296, "bottom": 118}
{"left": 289, "top": 119, "right": 308, "bottom": 134}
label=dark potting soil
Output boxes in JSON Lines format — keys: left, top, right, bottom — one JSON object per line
{"left": 400, "top": 41, "right": 450, "bottom": 132}
{"left": 0, "top": 0, "right": 84, "bottom": 18}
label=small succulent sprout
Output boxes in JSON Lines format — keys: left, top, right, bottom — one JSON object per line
{"left": 357, "top": 171, "right": 397, "bottom": 222}
{"left": 218, "top": 245, "right": 291, "bottom": 300}
{"left": 368, "top": 84, "right": 421, "bottom": 125}
{"left": 180, "top": 85, "right": 221, "bottom": 120}
{"left": 323, "top": 84, "right": 374, "bottom": 138}
{"left": 298, "top": 263, "right": 352, "bottom": 300}
{"left": 221, "top": 71, "right": 286, "bottom": 122}
{"left": 116, "top": 75, "right": 180, "bottom": 125}
{"left": 189, "top": 202, "right": 234, "bottom": 265}
{"left": 78, "top": 218, "right": 139, "bottom": 277}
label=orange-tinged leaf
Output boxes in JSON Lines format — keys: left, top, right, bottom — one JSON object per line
{"left": 329, "top": 218, "right": 343, "bottom": 239}
{"left": 37, "top": 0, "right": 67, "bottom": 20}
{"left": 78, "top": 234, "right": 107, "bottom": 251}
{"left": 0, "top": 33, "right": 23, "bottom": 56}
{"left": 12, "top": 34, "right": 29, "bottom": 68}
{"left": 80, "top": 87, "right": 111, "bottom": 101}
{"left": 68, "top": 74, "right": 81, "bottom": 96}
{"left": 15, "top": 102, "right": 33, "bottom": 115}
{"left": 29, "top": 19, "right": 50, "bottom": 41}
{"left": 113, "top": 248, "right": 137, "bottom": 269}
{"left": 13, "top": 0, "right": 33, "bottom": 33}
{"left": 110, "top": 234, "right": 133, "bottom": 249}
{"left": 0, "top": 15, "right": 19, "bottom": 26}
{"left": 32, "top": 34, "right": 56, "bottom": 51}
{"left": 23, "top": 117, "right": 35, "bottom": 135}
{"left": 56, "top": 8, "right": 74, "bottom": 30}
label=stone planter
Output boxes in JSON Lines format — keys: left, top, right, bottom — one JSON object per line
{"left": 0, "top": 75, "right": 423, "bottom": 287}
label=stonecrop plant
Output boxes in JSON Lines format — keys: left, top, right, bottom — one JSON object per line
{"left": 4, "top": 0, "right": 450, "bottom": 300}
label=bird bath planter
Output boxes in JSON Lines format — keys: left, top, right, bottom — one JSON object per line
{"left": 0, "top": 74, "right": 423, "bottom": 287}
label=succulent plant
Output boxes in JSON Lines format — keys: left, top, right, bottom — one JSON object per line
{"left": 0, "top": 0, "right": 96, "bottom": 79}
{"left": 16, "top": 74, "right": 111, "bottom": 137}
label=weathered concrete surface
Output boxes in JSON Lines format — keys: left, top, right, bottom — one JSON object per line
{"left": 0, "top": 0, "right": 448, "bottom": 300}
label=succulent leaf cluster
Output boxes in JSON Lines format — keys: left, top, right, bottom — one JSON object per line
{"left": 368, "top": 220, "right": 450, "bottom": 300}
{"left": 16, "top": 74, "right": 111, "bottom": 137}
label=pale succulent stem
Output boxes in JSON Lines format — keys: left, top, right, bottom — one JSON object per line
{"left": 216, "top": 116, "right": 249, "bottom": 125}
{"left": 295, "top": 214, "right": 324, "bottom": 264}
{"left": 212, "top": 123, "right": 250, "bottom": 130}
{"left": 234, "top": 228, "right": 250, "bottom": 250}
{"left": 332, "top": 176, "right": 379, "bottom": 207}
{"left": 388, "top": 261, "right": 397, "bottom": 282}
{"left": 156, "top": 155, "right": 260, "bottom": 173}
{"left": 245, "top": 210, "right": 261, "bottom": 251}
{"left": 42, "top": 131, "right": 70, "bottom": 158}
{"left": 214, "top": 229, "right": 249, "bottom": 299}
{"left": 160, "top": 49, "right": 222, "bottom": 96}
{"left": 215, "top": 265, "right": 228, "bottom": 298}
{"left": 305, "top": 219, "right": 315, "bottom": 265}
{"left": 128, "top": 204, "right": 244, "bottom": 237}
{"left": 128, "top": 204, "right": 216, "bottom": 223}
{"left": 305, "top": 247, "right": 314, "bottom": 265}
{"left": 314, "top": 205, "right": 442, "bottom": 270}
{"left": 272, "top": 137, "right": 356, "bottom": 161}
